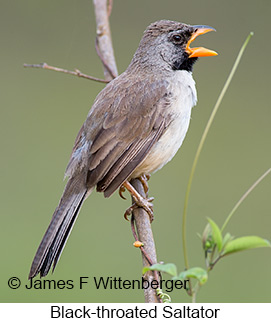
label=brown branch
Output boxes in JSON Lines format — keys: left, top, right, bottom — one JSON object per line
{"left": 92, "top": 0, "right": 160, "bottom": 303}
{"left": 130, "top": 213, "right": 162, "bottom": 303}
{"left": 130, "top": 216, "right": 154, "bottom": 267}
{"left": 130, "top": 179, "right": 161, "bottom": 303}
{"left": 93, "top": 0, "right": 118, "bottom": 80}
{"left": 23, "top": 63, "right": 109, "bottom": 83}
{"left": 95, "top": 38, "right": 116, "bottom": 80}
{"left": 107, "top": 0, "right": 113, "bottom": 17}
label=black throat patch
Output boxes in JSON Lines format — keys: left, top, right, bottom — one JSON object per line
{"left": 172, "top": 56, "right": 198, "bottom": 72}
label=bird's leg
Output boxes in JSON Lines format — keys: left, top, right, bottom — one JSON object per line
{"left": 119, "top": 175, "right": 149, "bottom": 200}
{"left": 138, "top": 174, "right": 151, "bottom": 195}
{"left": 122, "top": 180, "right": 154, "bottom": 222}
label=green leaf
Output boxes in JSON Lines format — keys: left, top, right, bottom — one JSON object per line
{"left": 143, "top": 263, "right": 177, "bottom": 277}
{"left": 174, "top": 267, "right": 208, "bottom": 286}
{"left": 222, "top": 236, "right": 271, "bottom": 256}
{"left": 221, "top": 232, "right": 234, "bottom": 250}
{"left": 207, "top": 218, "right": 223, "bottom": 251}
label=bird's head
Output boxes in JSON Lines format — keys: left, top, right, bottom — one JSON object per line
{"left": 131, "top": 20, "right": 217, "bottom": 73}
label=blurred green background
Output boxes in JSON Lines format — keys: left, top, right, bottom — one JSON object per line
{"left": 1, "top": 0, "right": 270, "bottom": 303}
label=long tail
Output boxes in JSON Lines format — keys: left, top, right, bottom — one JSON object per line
{"left": 29, "top": 174, "right": 92, "bottom": 279}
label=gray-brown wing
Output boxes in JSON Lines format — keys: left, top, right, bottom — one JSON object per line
{"left": 97, "top": 115, "right": 166, "bottom": 197}
{"left": 66, "top": 76, "right": 172, "bottom": 196}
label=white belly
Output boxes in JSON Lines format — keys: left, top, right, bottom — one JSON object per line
{"left": 133, "top": 70, "right": 197, "bottom": 177}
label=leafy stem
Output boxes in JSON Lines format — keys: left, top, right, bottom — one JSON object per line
{"left": 182, "top": 32, "right": 254, "bottom": 272}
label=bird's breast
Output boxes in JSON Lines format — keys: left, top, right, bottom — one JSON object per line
{"left": 132, "top": 70, "right": 197, "bottom": 177}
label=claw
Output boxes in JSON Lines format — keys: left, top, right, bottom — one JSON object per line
{"left": 139, "top": 174, "right": 151, "bottom": 195}
{"left": 124, "top": 203, "right": 137, "bottom": 221}
{"left": 119, "top": 186, "right": 126, "bottom": 200}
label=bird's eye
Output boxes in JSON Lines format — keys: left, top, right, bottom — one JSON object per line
{"left": 172, "top": 34, "right": 182, "bottom": 42}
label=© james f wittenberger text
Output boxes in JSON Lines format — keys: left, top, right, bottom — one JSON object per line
{"left": 8, "top": 276, "right": 189, "bottom": 293}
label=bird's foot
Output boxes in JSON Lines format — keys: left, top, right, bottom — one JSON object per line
{"left": 124, "top": 198, "right": 154, "bottom": 222}
{"left": 122, "top": 180, "right": 154, "bottom": 222}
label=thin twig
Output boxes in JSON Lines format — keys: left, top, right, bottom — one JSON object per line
{"left": 92, "top": 0, "right": 160, "bottom": 303}
{"left": 130, "top": 215, "right": 162, "bottom": 302}
{"left": 23, "top": 63, "right": 109, "bottom": 83}
{"left": 130, "top": 215, "right": 154, "bottom": 266}
{"left": 130, "top": 179, "right": 161, "bottom": 303}
{"left": 93, "top": 0, "right": 118, "bottom": 80}
{"left": 221, "top": 168, "right": 271, "bottom": 232}
{"left": 107, "top": 0, "right": 113, "bottom": 17}
{"left": 95, "top": 38, "right": 117, "bottom": 79}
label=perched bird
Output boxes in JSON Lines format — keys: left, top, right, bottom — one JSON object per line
{"left": 29, "top": 20, "right": 217, "bottom": 279}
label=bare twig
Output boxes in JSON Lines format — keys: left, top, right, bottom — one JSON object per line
{"left": 130, "top": 216, "right": 154, "bottom": 267}
{"left": 92, "top": 0, "right": 160, "bottom": 303}
{"left": 131, "top": 214, "right": 162, "bottom": 303}
{"left": 130, "top": 179, "right": 161, "bottom": 303}
{"left": 107, "top": 0, "right": 113, "bottom": 17}
{"left": 23, "top": 63, "right": 109, "bottom": 83}
{"left": 221, "top": 167, "right": 271, "bottom": 232}
{"left": 94, "top": 38, "right": 117, "bottom": 80}
{"left": 93, "top": 0, "right": 118, "bottom": 80}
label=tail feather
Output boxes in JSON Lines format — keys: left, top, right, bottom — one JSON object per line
{"left": 39, "top": 191, "right": 86, "bottom": 277}
{"left": 29, "top": 175, "right": 91, "bottom": 279}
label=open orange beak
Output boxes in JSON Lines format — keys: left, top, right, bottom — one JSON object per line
{"left": 186, "top": 25, "right": 218, "bottom": 58}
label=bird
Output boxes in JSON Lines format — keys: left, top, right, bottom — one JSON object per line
{"left": 29, "top": 20, "right": 217, "bottom": 279}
